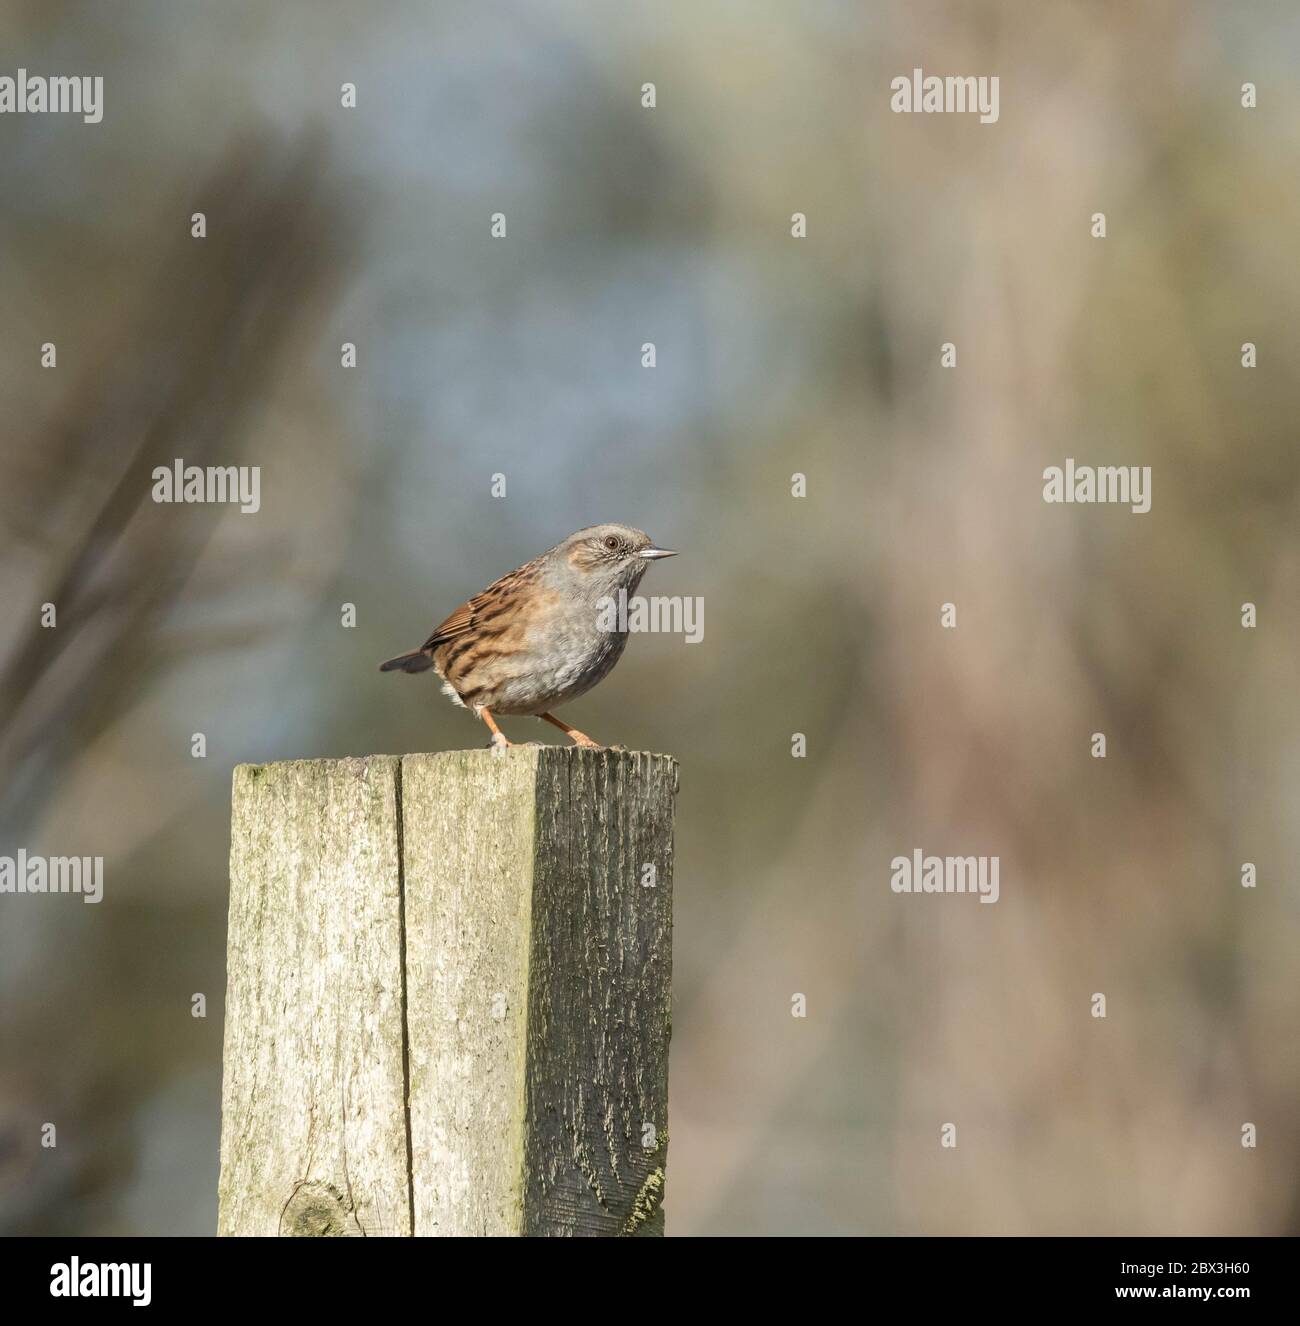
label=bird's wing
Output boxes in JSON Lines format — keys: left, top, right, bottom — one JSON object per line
{"left": 420, "top": 594, "right": 488, "bottom": 651}
{"left": 419, "top": 557, "right": 542, "bottom": 653}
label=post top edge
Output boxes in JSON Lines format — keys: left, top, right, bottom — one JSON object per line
{"left": 232, "top": 754, "right": 404, "bottom": 776}
{"left": 232, "top": 749, "right": 678, "bottom": 774}
{"left": 400, "top": 747, "right": 678, "bottom": 765}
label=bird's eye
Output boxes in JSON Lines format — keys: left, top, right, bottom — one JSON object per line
{"left": 603, "top": 535, "right": 620, "bottom": 551}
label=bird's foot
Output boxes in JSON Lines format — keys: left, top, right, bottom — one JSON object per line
{"left": 538, "top": 712, "right": 605, "bottom": 750}
{"left": 490, "top": 732, "right": 512, "bottom": 757}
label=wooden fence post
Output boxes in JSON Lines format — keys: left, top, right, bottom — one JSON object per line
{"left": 218, "top": 747, "right": 677, "bottom": 1237}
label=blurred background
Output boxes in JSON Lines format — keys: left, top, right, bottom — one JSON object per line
{"left": 2, "top": 0, "right": 1298, "bottom": 1235}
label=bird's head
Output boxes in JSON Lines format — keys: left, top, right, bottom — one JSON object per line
{"left": 559, "top": 524, "right": 677, "bottom": 595}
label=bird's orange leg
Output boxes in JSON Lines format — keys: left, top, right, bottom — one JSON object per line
{"left": 476, "top": 707, "right": 512, "bottom": 753}
{"left": 539, "top": 712, "right": 602, "bottom": 748}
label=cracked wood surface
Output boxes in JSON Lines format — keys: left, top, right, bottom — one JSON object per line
{"left": 219, "top": 747, "right": 676, "bottom": 1236}
{"left": 219, "top": 756, "right": 410, "bottom": 1236}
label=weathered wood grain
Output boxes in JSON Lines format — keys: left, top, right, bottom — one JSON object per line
{"left": 220, "top": 747, "right": 676, "bottom": 1236}
{"left": 219, "top": 757, "right": 411, "bottom": 1236}
{"left": 400, "top": 749, "right": 539, "bottom": 1235}
{"left": 524, "top": 749, "right": 676, "bottom": 1235}
{"left": 402, "top": 748, "right": 677, "bottom": 1236}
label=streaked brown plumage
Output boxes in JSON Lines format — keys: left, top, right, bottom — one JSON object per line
{"left": 380, "top": 524, "right": 677, "bottom": 750}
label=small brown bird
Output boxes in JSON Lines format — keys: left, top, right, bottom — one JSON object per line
{"left": 380, "top": 524, "right": 677, "bottom": 750}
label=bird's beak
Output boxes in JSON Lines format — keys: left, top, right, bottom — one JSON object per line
{"left": 640, "top": 546, "right": 678, "bottom": 560}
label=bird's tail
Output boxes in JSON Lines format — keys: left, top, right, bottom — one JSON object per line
{"left": 378, "top": 650, "right": 435, "bottom": 674}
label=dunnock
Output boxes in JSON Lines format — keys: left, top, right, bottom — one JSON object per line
{"left": 380, "top": 524, "right": 677, "bottom": 750}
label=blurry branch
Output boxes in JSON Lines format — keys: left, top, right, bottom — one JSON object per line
{"left": 0, "top": 135, "right": 350, "bottom": 833}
